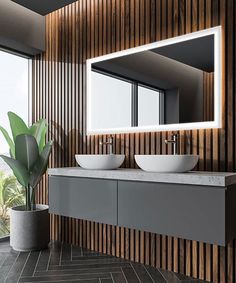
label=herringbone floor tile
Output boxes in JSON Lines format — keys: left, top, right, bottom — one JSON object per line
{"left": 0, "top": 241, "right": 210, "bottom": 283}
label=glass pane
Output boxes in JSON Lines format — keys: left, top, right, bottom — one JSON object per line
{"left": 0, "top": 50, "right": 29, "bottom": 238}
{"left": 91, "top": 71, "right": 131, "bottom": 130}
{"left": 138, "top": 85, "right": 160, "bottom": 126}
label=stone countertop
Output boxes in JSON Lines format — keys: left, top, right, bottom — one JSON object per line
{"left": 48, "top": 167, "right": 236, "bottom": 187}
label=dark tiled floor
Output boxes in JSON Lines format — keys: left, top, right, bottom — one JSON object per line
{"left": 0, "top": 240, "right": 210, "bottom": 283}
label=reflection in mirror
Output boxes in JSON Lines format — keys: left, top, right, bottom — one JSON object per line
{"left": 87, "top": 26, "right": 221, "bottom": 134}
{"left": 91, "top": 71, "right": 131, "bottom": 129}
{"left": 138, "top": 85, "right": 164, "bottom": 127}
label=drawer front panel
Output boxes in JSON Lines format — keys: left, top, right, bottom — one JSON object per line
{"left": 49, "top": 176, "right": 117, "bottom": 225}
{"left": 118, "top": 181, "right": 226, "bottom": 245}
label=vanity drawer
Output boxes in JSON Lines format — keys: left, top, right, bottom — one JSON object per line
{"left": 118, "top": 181, "right": 226, "bottom": 245}
{"left": 49, "top": 176, "right": 118, "bottom": 225}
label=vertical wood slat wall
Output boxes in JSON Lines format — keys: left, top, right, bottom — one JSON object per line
{"left": 32, "top": 0, "right": 235, "bottom": 282}
{"left": 203, "top": 72, "right": 214, "bottom": 121}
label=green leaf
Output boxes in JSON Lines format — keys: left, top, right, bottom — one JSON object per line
{"left": 29, "top": 119, "right": 48, "bottom": 153}
{"left": 15, "top": 135, "right": 39, "bottom": 171}
{"left": 0, "top": 155, "right": 29, "bottom": 187}
{"left": 8, "top": 112, "right": 29, "bottom": 142}
{"left": 39, "top": 126, "right": 47, "bottom": 153}
{"left": 0, "top": 126, "right": 15, "bottom": 158}
{"left": 30, "top": 141, "right": 53, "bottom": 189}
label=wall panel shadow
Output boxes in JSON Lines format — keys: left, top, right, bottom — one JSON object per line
{"left": 32, "top": 0, "right": 236, "bottom": 282}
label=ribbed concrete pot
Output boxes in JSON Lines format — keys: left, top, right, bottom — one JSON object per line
{"left": 10, "top": 204, "right": 50, "bottom": 251}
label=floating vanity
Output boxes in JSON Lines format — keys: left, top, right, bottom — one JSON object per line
{"left": 48, "top": 168, "right": 236, "bottom": 246}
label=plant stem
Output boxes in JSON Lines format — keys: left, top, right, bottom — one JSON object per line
{"left": 25, "top": 186, "right": 28, "bottom": 210}
{"left": 25, "top": 185, "right": 31, "bottom": 211}
{"left": 31, "top": 188, "right": 36, "bottom": 210}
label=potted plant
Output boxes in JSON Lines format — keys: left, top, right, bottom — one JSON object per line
{"left": 0, "top": 112, "right": 53, "bottom": 251}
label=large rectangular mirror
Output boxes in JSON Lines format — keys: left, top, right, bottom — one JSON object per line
{"left": 87, "top": 26, "right": 222, "bottom": 134}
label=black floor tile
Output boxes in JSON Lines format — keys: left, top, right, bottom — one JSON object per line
{"left": 111, "top": 272, "right": 127, "bottom": 283}
{"left": 144, "top": 265, "right": 167, "bottom": 283}
{"left": 159, "top": 269, "right": 181, "bottom": 283}
{"left": 122, "top": 266, "right": 140, "bottom": 283}
{"left": 0, "top": 241, "right": 12, "bottom": 253}
{"left": 0, "top": 240, "right": 211, "bottom": 283}
{"left": 131, "top": 263, "right": 153, "bottom": 283}
{"left": 61, "top": 241, "right": 72, "bottom": 261}
{"left": 34, "top": 249, "right": 51, "bottom": 272}
{"left": 35, "top": 266, "right": 121, "bottom": 276}
{"left": 82, "top": 250, "right": 103, "bottom": 256}
{"left": 4, "top": 252, "right": 30, "bottom": 283}
{"left": 0, "top": 253, "right": 8, "bottom": 267}
{"left": 19, "top": 272, "right": 112, "bottom": 282}
{"left": 61, "top": 257, "right": 126, "bottom": 266}
{"left": 100, "top": 279, "right": 113, "bottom": 283}
{"left": 72, "top": 255, "right": 114, "bottom": 261}
{"left": 72, "top": 246, "right": 83, "bottom": 258}
{"left": 48, "top": 261, "right": 131, "bottom": 271}
{"left": 175, "top": 273, "right": 193, "bottom": 281}
{"left": 0, "top": 251, "right": 20, "bottom": 282}
{"left": 21, "top": 251, "right": 41, "bottom": 277}
{"left": 48, "top": 241, "right": 62, "bottom": 267}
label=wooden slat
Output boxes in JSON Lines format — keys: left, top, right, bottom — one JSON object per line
{"left": 32, "top": 1, "right": 235, "bottom": 282}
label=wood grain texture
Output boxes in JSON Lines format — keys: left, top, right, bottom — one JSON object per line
{"left": 32, "top": 0, "right": 236, "bottom": 282}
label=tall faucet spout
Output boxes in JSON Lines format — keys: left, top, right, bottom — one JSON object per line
{"left": 165, "top": 134, "right": 179, "bottom": 155}
{"left": 99, "top": 136, "right": 114, "bottom": 154}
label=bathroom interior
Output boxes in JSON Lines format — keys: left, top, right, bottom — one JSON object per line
{"left": 0, "top": 0, "right": 235, "bottom": 283}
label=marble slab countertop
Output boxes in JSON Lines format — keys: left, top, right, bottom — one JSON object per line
{"left": 48, "top": 167, "right": 236, "bottom": 187}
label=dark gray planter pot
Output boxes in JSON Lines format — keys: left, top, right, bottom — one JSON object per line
{"left": 10, "top": 204, "right": 50, "bottom": 251}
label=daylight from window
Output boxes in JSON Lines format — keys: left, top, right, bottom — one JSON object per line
{"left": 0, "top": 50, "right": 29, "bottom": 237}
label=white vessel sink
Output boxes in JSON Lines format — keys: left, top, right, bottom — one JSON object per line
{"left": 135, "top": 154, "right": 199, "bottom": 173}
{"left": 75, "top": 154, "right": 125, "bottom": 170}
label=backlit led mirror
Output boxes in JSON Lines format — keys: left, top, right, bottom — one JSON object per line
{"left": 86, "top": 26, "right": 222, "bottom": 134}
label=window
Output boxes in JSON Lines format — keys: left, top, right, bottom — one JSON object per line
{"left": 0, "top": 50, "right": 30, "bottom": 238}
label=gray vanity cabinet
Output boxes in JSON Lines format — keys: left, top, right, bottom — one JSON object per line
{"left": 49, "top": 173, "right": 236, "bottom": 246}
{"left": 117, "top": 181, "right": 227, "bottom": 246}
{"left": 49, "top": 176, "right": 117, "bottom": 225}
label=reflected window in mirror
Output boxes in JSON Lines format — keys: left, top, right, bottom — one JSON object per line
{"left": 91, "top": 69, "right": 165, "bottom": 130}
{"left": 137, "top": 85, "right": 164, "bottom": 127}
{"left": 91, "top": 71, "right": 132, "bottom": 130}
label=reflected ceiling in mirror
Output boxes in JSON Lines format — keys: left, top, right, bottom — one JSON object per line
{"left": 86, "top": 26, "right": 222, "bottom": 135}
